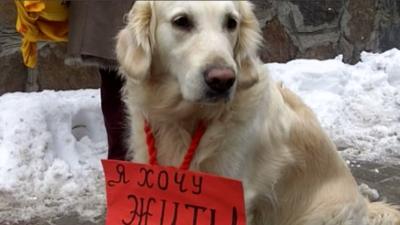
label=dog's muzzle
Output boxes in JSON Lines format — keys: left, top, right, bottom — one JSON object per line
{"left": 203, "top": 66, "right": 236, "bottom": 100}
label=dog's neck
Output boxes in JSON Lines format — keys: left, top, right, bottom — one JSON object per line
{"left": 127, "top": 71, "right": 281, "bottom": 174}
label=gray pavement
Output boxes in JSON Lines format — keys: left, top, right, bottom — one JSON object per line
{"left": 350, "top": 160, "right": 400, "bottom": 205}
{"left": 11, "top": 214, "right": 104, "bottom": 225}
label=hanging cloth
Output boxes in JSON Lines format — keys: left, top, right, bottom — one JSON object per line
{"left": 15, "top": 0, "right": 68, "bottom": 68}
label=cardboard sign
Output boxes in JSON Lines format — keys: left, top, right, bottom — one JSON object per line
{"left": 102, "top": 160, "right": 246, "bottom": 225}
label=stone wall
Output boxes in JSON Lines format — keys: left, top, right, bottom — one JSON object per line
{"left": 252, "top": 0, "right": 400, "bottom": 63}
{"left": 1, "top": 0, "right": 399, "bottom": 95}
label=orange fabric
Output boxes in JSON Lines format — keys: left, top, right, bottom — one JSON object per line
{"left": 15, "top": 0, "right": 68, "bottom": 68}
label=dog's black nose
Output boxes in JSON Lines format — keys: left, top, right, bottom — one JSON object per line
{"left": 204, "top": 67, "right": 235, "bottom": 93}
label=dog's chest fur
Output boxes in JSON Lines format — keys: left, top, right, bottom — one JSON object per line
{"left": 126, "top": 78, "right": 300, "bottom": 224}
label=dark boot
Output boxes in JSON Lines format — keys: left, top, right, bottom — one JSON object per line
{"left": 99, "top": 68, "right": 128, "bottom": 160}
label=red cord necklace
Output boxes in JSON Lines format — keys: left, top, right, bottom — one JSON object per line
{"left": 143, "top": 120, "right": 207, "bottom": 170}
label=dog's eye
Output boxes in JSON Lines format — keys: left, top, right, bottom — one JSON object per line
{"left": 172, "top": 15, "right": 193, "bottom": 31}
{"left": 226, "top": 16, "right": 238, "bottom": 31}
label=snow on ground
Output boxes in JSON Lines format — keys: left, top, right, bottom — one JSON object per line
{"left": 268, "top": 48, "right": 400, "bottom": 165}
{"left": 0, "top": 90, "right": 107, "bottom": 224}
{"left": 0, "top": 49, "right": 399, "bottom": 223}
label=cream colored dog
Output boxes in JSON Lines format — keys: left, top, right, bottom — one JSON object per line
{"left": 116, "top": 1, "right": 400, "bottom": 224}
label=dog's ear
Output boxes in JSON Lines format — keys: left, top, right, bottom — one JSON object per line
{"left": 235, "top": 1, "right": 263, "bottom": 89}
{"left": 116, "top": 1, "right": 155, "bottom": 83}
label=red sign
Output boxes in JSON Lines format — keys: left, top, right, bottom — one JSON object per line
{"left": 102, "top": 160, "right": 246, "bottom": 225}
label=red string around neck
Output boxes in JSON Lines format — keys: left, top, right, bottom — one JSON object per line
{"left": 143, "top": 120, "right": 207, "bottom": 170}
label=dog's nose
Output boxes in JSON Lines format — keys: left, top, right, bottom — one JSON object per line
{"left": 204, "top": 67, "right": 235, "bottom": 93}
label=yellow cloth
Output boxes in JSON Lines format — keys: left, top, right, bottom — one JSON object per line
{"left": 15, "top": 0, "right": 68, "bottom": 68}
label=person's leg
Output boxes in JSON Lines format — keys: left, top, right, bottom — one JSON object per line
{"left": 99, "top": 68, "right": 127, "bottom": 160}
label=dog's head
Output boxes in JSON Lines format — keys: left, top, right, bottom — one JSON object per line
{"left": 116, "top": 1, "right": 262, "bottom": 103}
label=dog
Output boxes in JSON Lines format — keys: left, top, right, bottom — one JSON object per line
{"left": 115, "top": 1, "right": 400, "bottom": 224}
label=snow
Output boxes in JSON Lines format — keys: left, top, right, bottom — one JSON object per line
{"left": 359, "top": 183, "right": 380, "bottom": 202}
{"left": 268, "top": 48, "right": 400, "bottom": 165}
{"left": 0, "top": 90, "right": 107, "bottom": 224}
{"left": 0, "top": 49, "right": 399, "bottom": 223}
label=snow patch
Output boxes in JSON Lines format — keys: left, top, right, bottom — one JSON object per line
{"left": 0, "top": 90, "right": 107, "bottom": 224}
{"left": 268, "top": 48, "right": 400, "bottom": 164}
{"left": 359, "top": 183, "right": 380, "bottom": 202}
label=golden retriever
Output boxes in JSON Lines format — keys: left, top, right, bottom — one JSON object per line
{"left": 115, "top": 1, "right": 400, "bottom": 224}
